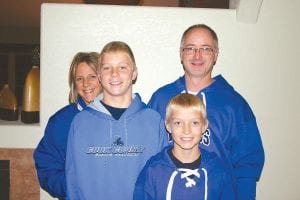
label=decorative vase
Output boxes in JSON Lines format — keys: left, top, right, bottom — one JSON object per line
{"left": 0, "top": 84, "right": 19, "bottom": 121}
{"left": 21, "top": 66, "right": 40, "bottom": 123}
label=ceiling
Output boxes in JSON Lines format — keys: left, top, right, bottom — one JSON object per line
{"left": 0, "top": 0, "right": 229, "bottom": 28}
{"left": 0, "top": 0, "right": 85, "bottom": 28}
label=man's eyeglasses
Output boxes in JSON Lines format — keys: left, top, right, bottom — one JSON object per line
{"left": 182, "top": 47, "right": 215, "bottom": 55}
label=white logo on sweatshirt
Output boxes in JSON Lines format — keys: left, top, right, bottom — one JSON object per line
{"left": 200, "top": 129, "right": 210, "bottom": 146}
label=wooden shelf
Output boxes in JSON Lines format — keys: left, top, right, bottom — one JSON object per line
{"left": 0, "top": 119, "right": 39, "bottom": 126}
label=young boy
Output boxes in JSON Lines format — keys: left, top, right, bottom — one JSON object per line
{"left": 134, "top": 93, "right": 236, "bottom": 200}
{"left": 65, "top": 41, "right": 168, "bottom": 200}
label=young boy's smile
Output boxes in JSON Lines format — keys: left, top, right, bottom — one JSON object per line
{"left": 166, "top": 106, "right": 207, "bottom": 160}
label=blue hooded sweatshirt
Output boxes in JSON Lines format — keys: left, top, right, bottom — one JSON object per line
{"left": 148, "top": 75, "right": 265, "bottom": 200}
{"left": 34, "top": 97, "right": 87, "bottom": 199}
{"left": 134, "top": 145, "right": 236, "bottom": 200}
{"left": 66, "top": 93, "right": 168, "bottom": 200}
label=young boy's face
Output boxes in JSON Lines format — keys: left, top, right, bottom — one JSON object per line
{"left": 98, "top": 51, "right": 137, "bottom": 100}
{"left": 166, "top": 106, "right": 207, "bottom": 152}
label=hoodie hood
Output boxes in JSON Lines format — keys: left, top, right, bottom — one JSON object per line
{"left": 175, "top": 74, "right": 234, "bottom": 95}
{"left": 87, "top": 93, "right": 147, "bottom": 120}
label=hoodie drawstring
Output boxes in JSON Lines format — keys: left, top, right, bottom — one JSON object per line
{"left": 178, "top": 168, "right": 200, "bottom": 187}
{"left": 202, "top": 168, "right": 208, "bottom": 200}
{"left": 166, "top": 168, "right": 208, "bottom": 200}
{"left": 200, "top": 92, "right": 207, "bottom": 107}
{"left": 77, "top": 102, "right": 83, "bottom": 111}
{"left": 166, "top": 170, "right": 178, "bottom": 200}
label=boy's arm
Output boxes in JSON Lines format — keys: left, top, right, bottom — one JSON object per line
{"left": 65, "top": 122, "right": 79, "bottom": 200}
{"left": 133, "top": 160, "right": 155, "bottom": 200}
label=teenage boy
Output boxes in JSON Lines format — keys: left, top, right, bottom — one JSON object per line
{"left": 66, "top": 41, "right": 168, "bottom": 200}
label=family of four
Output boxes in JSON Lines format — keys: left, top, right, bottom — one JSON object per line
{"left": 34, "top": 24, "right": 264, "bottom": 200}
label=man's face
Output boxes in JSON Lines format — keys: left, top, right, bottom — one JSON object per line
{"left": 180, "top": 28, "right": 218, "bottom": 80}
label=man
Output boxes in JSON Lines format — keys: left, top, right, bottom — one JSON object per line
{"left": 148, "top": 24, "right": 264, "bottom": 199}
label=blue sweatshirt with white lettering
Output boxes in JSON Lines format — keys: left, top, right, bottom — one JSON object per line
{"left": 66, "top": 93, "right": 168, "bottom": 200}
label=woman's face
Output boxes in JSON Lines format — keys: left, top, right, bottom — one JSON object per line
{"left": 75, "top": 62, "right": 102, "bottom": 104}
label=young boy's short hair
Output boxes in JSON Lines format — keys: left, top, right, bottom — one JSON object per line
{"left": 98, "top": 41, "right": 137, "bottom": 70}
{"left": 165, "top": 93, "right": 208, "bottom": 128}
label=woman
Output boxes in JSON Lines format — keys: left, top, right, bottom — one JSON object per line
{"left": 34, "top": 52, "right": 102, "bottom": 199}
